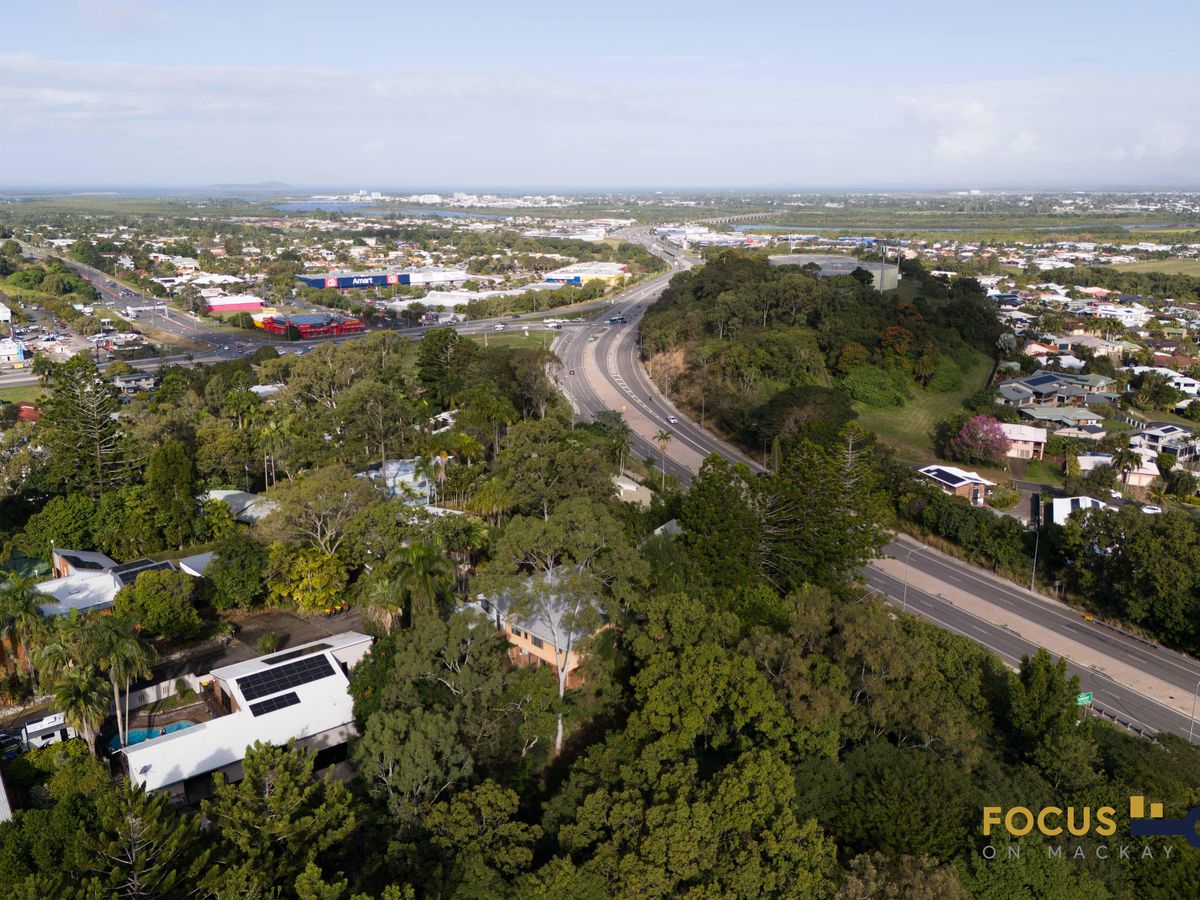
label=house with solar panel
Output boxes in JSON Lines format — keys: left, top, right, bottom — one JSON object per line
{"left": 917, "top": 465, "right": 995, "bottom": 506}
{"left": 119, "top": 631, "right": 372, "bottom": 802}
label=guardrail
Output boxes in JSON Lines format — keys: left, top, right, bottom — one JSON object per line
{"left": 1088, "top": 700, "right": 1158, "bottom": 740}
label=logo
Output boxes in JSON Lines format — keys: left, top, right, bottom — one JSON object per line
{"left": 386, "top": 273, "right": 399, "bottom": 284}
{"left": 980, "top": 797, "right": 1196, "bottom": 862}
{"left": 324, "top": 277, "right": 337, "bottom": 288}
{"left": 1128, "top": 795, "right": 1200, "bottom": 848}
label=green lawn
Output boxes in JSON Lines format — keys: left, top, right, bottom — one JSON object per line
{"left": 0, "top": 384, "right": 47, "bottom": 404}
{"left": 855, "top": 352, "right": 992, "bottom": 463}
{"left": 468, "top": 330, "right": 557, "bottom": 351}
{"left": 1020, "top": 459, "right": 1064, "bottom": 488}
{"left": 1114, "top": 258, "right": 1200, "bottom": 277}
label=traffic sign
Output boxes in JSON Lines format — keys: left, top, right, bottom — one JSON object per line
{"left": 1077, "top": 692, "right": 1093, "bottom": 706}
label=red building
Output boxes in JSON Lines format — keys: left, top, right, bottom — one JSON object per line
{"left": 257, "top": 313, "right": 365, "bottom": 339}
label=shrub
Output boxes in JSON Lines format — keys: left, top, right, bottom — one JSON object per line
{"left": 926, "top": 357, "right": 963, "bottom": 393}
{"left": 256, "top": 631, "right": 281, "bottom": 655}
{"left": 841, "top": 366, "right": 908, "bottom": 408}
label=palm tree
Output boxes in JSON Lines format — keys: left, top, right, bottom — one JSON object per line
{"left": 398, "top": 543, "right": 454, "bottom": 625}
{"left": 0, "top": 577, "right": 44, "bottom": 688}
{"left": 51, "top": 666, "right": 111, "bottom": 757}
{"left": 362, "top": 576, "right": 403, "bottom": 634}
{"left": 612, "top": 420, "right": 633, "bottom": 477}
{"left": 1110, "top": 446, "right": 1143, "bottom": 486}
{"left": 654, "top": 429, "right": 673, "bottom": 490}
{"left": 469, "top": 476, "right": 513, "bottom": 526}
{"left": 95, "top": 616, "right": 155, "bottom": 749}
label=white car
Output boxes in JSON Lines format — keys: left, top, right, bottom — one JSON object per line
{"left": 667, "top": 415, "right": 678, "bottom": 424}
{"left": 493, "top": 323, "right": 506, "bottom": 331}
{"left": 1141, "top": 504, "right": 1164, "bottom": 515}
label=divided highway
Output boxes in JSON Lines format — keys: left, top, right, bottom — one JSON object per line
{"left": 557, "top": 229, "right": 1200, "bottom": 742}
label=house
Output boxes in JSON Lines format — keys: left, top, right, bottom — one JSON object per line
{"left": 469, "top": 578, "right": 596, "bottom": 688}
{"left": 1054, "top": 423, "right": 1107, "bottom": 442}
{"left": 121, "top": 632, "right": 373, "bottom": 802}
{"left": 1130, "top": 424, "right": 1200, "bottom": 462}
{"left": 1018, "top": 406, "right": 1104, "bottom": 428}
{"left": 178, "top": 551, "right": 216, "bottom": 577}
{"left": 999, "top": 423, "right": 1047, "bottom": 460}
{"left": 1125, "top": 366, "right": 1200, "bottom": 396}
{"left": 1054, "top": 335, "right": 1123, "bottom": 361}
{"left": 111, "top": 372, "right": 158, "bottom": 395}
{"left": 1077, "top": 451, "right": 1159, "bottom": 488}
{"left": 1050, "top": 496, "right": 1110, "bottom": 527}
{"left": 356, "top": 459, "right": 435, "bottom": 505}
{"left": 918, "top": 465, "right": 995, "bottom": 506}
{"left": 36, "top": 552, "right": 177, "bottom": 617}
{"left": 202, "top": 489, "right": 278, "bottom": 524}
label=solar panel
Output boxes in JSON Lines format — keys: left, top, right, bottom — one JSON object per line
{"left": 927, "top": 468, "right": 967, "bottom": 487}
{"left": 249, "top": 692, "right": 301, "bottom": 717}
{"left": 237, "top": 655, "right": 335, "bottom": 702}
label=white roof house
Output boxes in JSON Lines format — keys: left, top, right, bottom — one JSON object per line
{"left": 122, "top": 632, "right": 373, "bottom": 798}
{"left": 202, "top": 489, "right": 279, "bottom": 524}
{"left": 1051, "top": 496, "right": 1110, "bottom": 526}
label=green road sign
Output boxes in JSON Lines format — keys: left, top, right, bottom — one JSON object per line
{"left": 1076, "top": 692, "right": 1093, "bottom": 706}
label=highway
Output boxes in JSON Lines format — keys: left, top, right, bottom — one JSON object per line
{"left": 555, "top": 227, "right": 762, "bottom": 484}
{"left": 553, "top": 229, "right": 1200, "bottom": 741}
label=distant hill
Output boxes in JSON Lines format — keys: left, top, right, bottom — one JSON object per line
{"left": 208, "top": 181, "right": 290, "bottom": 190}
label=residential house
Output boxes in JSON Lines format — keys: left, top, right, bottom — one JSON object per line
{"left": 918, "top": 465, "right": 995, "bottom": 506}
{"left": 1054, "top": 423, "right": 1107, "bottom": 442}
{"left": 1078, "top": 451, "right": 1159, "bottom": 488}
{"left": 1124, "top": 365, "right": 1200, "bottom": 396}
{"left": 470, "top": 583, "right": 593, "bottom": 688}
{"left": 1130, "top": 423, "right": 1200, "bottom": 462}
{"left": 121, "top": 632, "right": 372, "bottom": 801}
{"left": 202, "top": 489, "right": 279, "bottom": 524}
{"left": 356, "top": 458, "right": 435, "bottom": 505}
{"left": 1054, "top": 334, "right": 1123, "bottom": 361}
{"left": 111, "top": 372, "right": 158, "bottom": 395}
{"left": 999, "top": 423, "right": 1047, "bottom": 460}
{"left": 1019, "top": 406, "right": 1104, "bottom": 429}
{"left": 36, "top": 552, "right": 176, "bottom": 618}
{"left": 1050, "top": 496, "right": 1110, "bottom": 527}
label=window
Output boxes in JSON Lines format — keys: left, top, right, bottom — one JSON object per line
{"left": 531, "top": 636, "right": 544, "bottom": 649}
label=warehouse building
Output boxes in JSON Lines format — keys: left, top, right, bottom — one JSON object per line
{"left": 204, "top": 294, "right": 265, "bottom": 314}
{"left": 297, "top": 267, "right": 469, "bottom": 290}
{"left": 768, "top": 254, "right": 899, "bottom": 292}
{"left": 544, "top": 262, "right": 629, "bottom": 285}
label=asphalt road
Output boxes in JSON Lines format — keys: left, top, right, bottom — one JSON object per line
{"left": 866, "top": 539, "right": 1200, "bottom": 739}
{"left": 555, "top": 228, "right": 762, "bottom": 485}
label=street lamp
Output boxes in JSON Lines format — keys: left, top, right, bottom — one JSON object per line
{"left": 1189, "top": 677, "right": 1200, "bottom": 745}
{"left": 901, "top": 546, "right": 918, "bottom": 614}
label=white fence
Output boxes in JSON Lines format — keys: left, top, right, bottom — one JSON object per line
{"left": 115, "top": 673, "right": 205, "bottom": 714}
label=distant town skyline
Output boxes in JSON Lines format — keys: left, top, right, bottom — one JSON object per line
{"left": 3, "top": 0, "right": 1199, "bottom": 189}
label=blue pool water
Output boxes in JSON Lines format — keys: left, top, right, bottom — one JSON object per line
{"left": 109, "top": 721, "right": 196, "bottom": 751}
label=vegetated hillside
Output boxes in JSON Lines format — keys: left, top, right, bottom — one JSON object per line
{"left": 639, "top": 252, "right": 1000, "bottom": 456}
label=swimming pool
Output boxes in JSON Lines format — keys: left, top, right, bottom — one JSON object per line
{"left": 109, "top": 721, "right": 196, "bottom": 751}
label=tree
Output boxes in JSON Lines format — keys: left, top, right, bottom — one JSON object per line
{"left": 93, "top": 615, "right": 155, "bottom": 749}
{"left": 342, "top": 378, "right": 413, "bottom": 473}
{"left": 654, "top": 429, "right": 673, "bottom": 490}
{"left": 203, "top": 740, "right": 355, "bottom": 895}
{"left": 948, "top": 415, "right": 1011, "bottom": 466}
{"left": 206, "top": 530, "right": 268, "bottom": 611}
{"left": 494, "top": 417, "right": 612, "bottom": 520}
{"left": 267, "top": 545, "right": 348, "bottom": 613}
{"left": 262, "top": 465, "right": 377, "bottom": 556}
{"left": 38, "top": 357, "right": 130, "bottom": 498}
{"left": 680, "top": 455, "right": 764, "bottom": 593}
{"left": 1110, "top": 445, "right": 1144, "bottom": 486}
{"left": 85, "top": 783, "right": 211, "bottom": 898}
{"left": 425, "top": 780, "right": 542, "bottom": 894}
{"left": 144, "top": 440, "right": 196, "bottom": 548}
{"left": 480, "top": 496, "right": 646, "bottom": 751}
{"left": 0, "top": 577, "right": 46, "bottom": 688}
{"left": 114, "top": 570, "right": 202, "bottom": 643}
{"left": 50, "top": 666, "right": 111, "bottom": 756}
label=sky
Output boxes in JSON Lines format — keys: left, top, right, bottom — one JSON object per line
{"left": 2, "top": 0, "right": 1199, "bottom": 191}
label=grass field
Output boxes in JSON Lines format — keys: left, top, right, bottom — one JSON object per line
{"left": 0, "top": 384, "right": 47, "bottom": 404}
{"left": 1114, "top": 258, "right": 1200, "bottom": 277}
{"left": 467, "top": 330, "right": 557, "bottom": 351}
{"left": 855, "top": 351, "right": 992, "bottom": 463}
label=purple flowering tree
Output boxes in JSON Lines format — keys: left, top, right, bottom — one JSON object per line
{"left": 949, "top": 415, "right": 1011, "bottom": 465}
